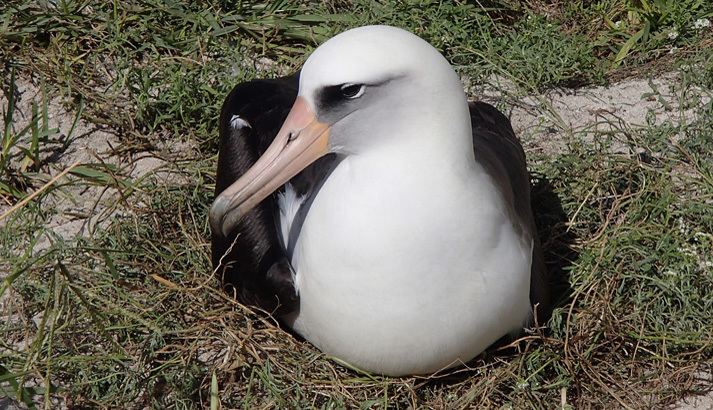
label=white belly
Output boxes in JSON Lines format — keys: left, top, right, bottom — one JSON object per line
{"left": 282, "top": 158, "right": 532, "bottom": 376}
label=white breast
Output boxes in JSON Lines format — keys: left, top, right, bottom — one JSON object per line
{"left": 282, "top": 153, "right": 533, "bottom": 376}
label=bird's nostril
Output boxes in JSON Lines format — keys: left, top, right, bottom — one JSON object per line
{"left": 288, "top": 131, "right": 298, "bottom": 142}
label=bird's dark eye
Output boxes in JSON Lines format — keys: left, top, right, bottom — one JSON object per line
{"left": 340, "top": 83, "right": 365, "bottom": 99}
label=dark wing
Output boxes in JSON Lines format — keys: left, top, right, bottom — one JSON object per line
{"left": 212, "top": 73, "right": 300, "bottom": 315}
{"left": 469, "top": 101, "right": 551, "bottom": 322}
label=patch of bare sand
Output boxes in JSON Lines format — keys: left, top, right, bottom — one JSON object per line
{"left": 0, "top": 75, "right": 198, "bottom": 249}
{"left": 472, "top": 72, "right": 711, "bottom": 159}
{"left": 671, "top": 370, "right": 713, "bottom": 410}
{"left": 676, "top": 395, "right": 713, "bottom": 410}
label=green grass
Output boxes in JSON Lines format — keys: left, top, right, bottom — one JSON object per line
{"left": 1, "top": 0, "right": 713, "bottom": 408}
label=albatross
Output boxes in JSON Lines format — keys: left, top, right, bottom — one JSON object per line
{"left": 209, "top": 25, "right": 549, "bottom": 376}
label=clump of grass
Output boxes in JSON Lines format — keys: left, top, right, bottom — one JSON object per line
{"left": 605, "top": 0, "right": 713, "bottom": 67}
{"left": 0, "top": 70, "right": 67, "bottom": 202}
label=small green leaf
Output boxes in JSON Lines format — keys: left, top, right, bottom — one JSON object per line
{"left": 612, "top": 27, "right": 646, "bottom": 68}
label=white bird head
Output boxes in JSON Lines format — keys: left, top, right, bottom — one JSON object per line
{"left": 210, "top": 25, "right": 471, "bottom": 237}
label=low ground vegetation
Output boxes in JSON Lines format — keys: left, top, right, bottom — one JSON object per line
{"left": 1, "top": 1, "right": 712, "bottom": 408}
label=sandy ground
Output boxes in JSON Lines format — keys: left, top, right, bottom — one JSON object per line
{"left": 0, "top": 78, "right": 198, "bottom": 241}
{"left": 472, "top": 72, "right": 708, "bottom": 157}
{"left": 1, "top": 72, "right": 711, "bottom": 408}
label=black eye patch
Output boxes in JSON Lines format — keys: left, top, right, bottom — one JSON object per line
{"left": 313, "top": 75, "right": 402, "bottom": 116}
{"left": 316, "top": 83, "right": 365, "bottom": 109}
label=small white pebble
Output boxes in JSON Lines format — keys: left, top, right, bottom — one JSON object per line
{"left": 678, "top": 218, "right": 688, "bottom": 235}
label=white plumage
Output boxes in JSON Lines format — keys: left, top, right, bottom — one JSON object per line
{"left": 280, "top": 26, "right": 534, "bottom": 375}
